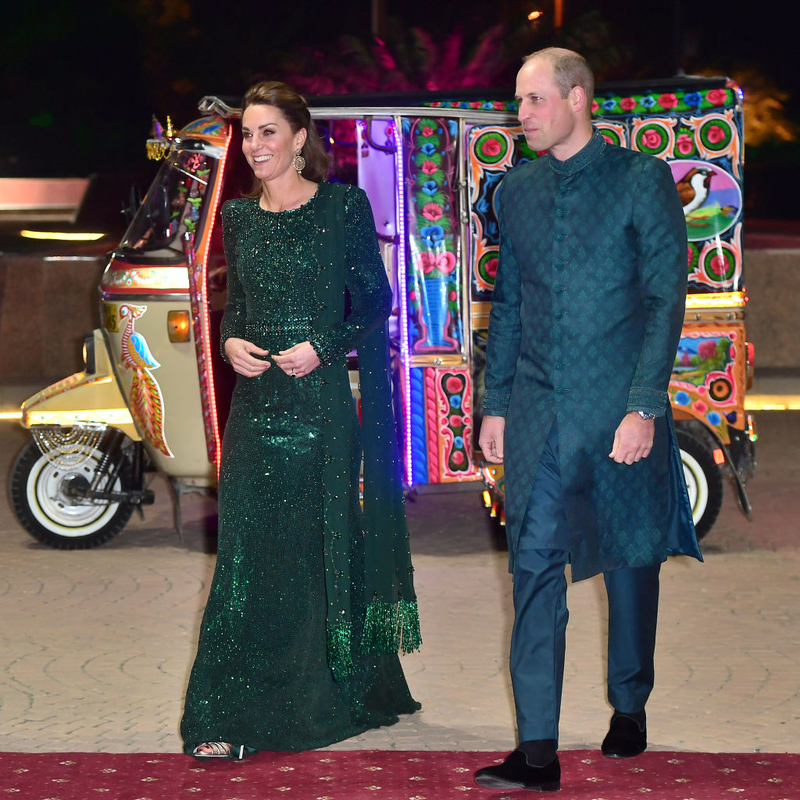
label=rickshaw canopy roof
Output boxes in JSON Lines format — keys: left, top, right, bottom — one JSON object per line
{"left": 197, "top": 75, "right": 735, "bottom": 122}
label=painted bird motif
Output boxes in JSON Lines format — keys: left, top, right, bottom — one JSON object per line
{"left": 677, "top": 167, "right": 712, "bottom": 215}
{"left": 118, "top": 303, "right": 172, "bottom": 457}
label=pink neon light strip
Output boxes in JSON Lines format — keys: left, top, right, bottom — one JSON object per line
{"left": 394, "top": 118, "right": 413, "bottom": 486}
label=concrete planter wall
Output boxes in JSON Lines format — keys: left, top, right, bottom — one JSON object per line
{"left": 0, "top": 255, "right": 105, "bottom": 383}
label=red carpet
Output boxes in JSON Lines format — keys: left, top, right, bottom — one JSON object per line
{"left": 1, "top": 750, "right": 798, "bottom": 799}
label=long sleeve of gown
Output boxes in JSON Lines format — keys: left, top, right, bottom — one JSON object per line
{"left": 218, "top": 203, "right": 247, "bottom": 359}
{"left": 309, "top": 187, "right": 392, "bottom": 366}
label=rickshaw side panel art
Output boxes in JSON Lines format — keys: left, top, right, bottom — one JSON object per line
{"left": 403, "top": 116, "right": 477, "bottom": 484}
{"left": 117, "top": 303, "right": 172, "bottom": 457}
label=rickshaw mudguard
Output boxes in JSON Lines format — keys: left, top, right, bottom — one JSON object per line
{"left": 20, "top": 328, "right": 141, "bottom": 442}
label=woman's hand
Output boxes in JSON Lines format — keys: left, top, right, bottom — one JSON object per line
{"left": 224, "top": 338, "right": 271, "bottom": 377}
{"left": 272, "top": 341, "right": 321, "bottom": 378}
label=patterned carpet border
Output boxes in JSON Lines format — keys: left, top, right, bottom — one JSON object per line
{"left": 1, "top": 750, "right": 798, "bottom": 800}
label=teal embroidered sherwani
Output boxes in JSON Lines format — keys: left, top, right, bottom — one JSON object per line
{"left": 483, "top": 130, "right": 701, "bottom": 582}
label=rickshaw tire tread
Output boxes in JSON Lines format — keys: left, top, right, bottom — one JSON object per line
{"left": 8, "top": 439, "right": 136, "bottom": 550}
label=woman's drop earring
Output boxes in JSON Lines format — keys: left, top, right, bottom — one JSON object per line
{"left": 292, "top": 151, "right": 306, "bottom": 173}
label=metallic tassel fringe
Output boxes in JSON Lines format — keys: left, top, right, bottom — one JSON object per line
{"left": 327, "top": 618, "right": 355, "bottom": 682}
{"left": 360, "top": 598, "right": 422, "bottom": 656}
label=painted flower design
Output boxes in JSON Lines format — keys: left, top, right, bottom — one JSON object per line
{"left": 422, "top": 202, "right": 444, "bottom": 222}
{"left": 706, "top": 88, "right": 728, "bottom": 106}
{"left": 620, "top": 97, "right": 637, "bottom": 111}
{"left": 684, "top": 92, "right": 702, "bottom": 107}
{"left": 591, "top": 100, "right": 599, "bottom": 113}
{"left": 709, "top": 254, "right": 729, "bottom": 276}
{"left": 446, "top": 376, "right": 463, "bottom": 393}
{"left": 421, "top": 125, "right": 436, "bottom": 137}
{"left": 485, "top": 257, "right": 498, "bottom": 278}
{"left": 449, "top": 415, "right": 463, "bottom": 427}
{"left": 420, "top": 143, "right": 437, "bottom": 155}
{"left": 641, "top": 129, "right": 663, "bottom": 149}
{"left": 420, "top": 225, "right": 445, "bottom": 248}
{"left": 640, "top": 96, "right": 657, "bottom": 108}
{"left": 422, "top": 160, "right": 438, "bottom": 175}
{"left": 674, "top": 391, "right": 691, "bottom": 406}
{"left": 601, "top": 98, "right": 617, "bottom": 111}
{"left": 706, "top": 125, "right": 726, "bottom": 144}
{"left": 482, "top": 137, "right": 503, "bottom": 157}
{"left": 418, "top": 250, "right": 456, "bottom": 275}
{"left": 707, "top": 411, "right": 721, "bottom": 426}
{"left": 658, "top": 93, "right": 679, "bottom": 109}
{"left": 693, "top": 400, "right": 708, "bottom": 414}
{"left": 421, "top": 180, "right": 438, "bottom": 196}
{"left": 677, "top": 133, "right": 694, "bottom": 155}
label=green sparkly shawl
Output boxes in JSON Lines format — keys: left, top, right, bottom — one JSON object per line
{"left": 313, "top": 182, "right": 421, "bottom": 680}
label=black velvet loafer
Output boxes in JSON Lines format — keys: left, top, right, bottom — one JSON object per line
{"left": 601, "top": 712, "right": 647, "bottom": 758}
{"left": 475, "top": 750, "right": 561, "bottom": 792}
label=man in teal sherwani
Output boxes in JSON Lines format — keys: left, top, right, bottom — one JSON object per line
{"left": 475, "top": 48, "right": 701, "bottom": 793}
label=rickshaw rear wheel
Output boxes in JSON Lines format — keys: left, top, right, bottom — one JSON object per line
{"left": 676, "top": 429, "right": 724, "bottom": 540}
{"left": 9, "top": 439, "right": 135, "bottom": 549}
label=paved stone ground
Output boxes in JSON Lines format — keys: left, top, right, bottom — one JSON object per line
{"left": 1, "top": 403, "right": 799, "bottom": 755}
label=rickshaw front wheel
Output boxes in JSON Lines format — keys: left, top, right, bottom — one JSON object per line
{"left": 9, "top": 439, "right": 135, "bottom": 549}
{"left": 676, "top": 429, "right": 724, "bottom": 540}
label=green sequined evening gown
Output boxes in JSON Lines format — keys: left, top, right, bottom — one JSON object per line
{"left": 181, "top": 188, "right": 419, "bottom": 754}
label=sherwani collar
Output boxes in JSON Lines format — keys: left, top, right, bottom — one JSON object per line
{"left": 547, "top": 128, "right": 606, "bottom": 177}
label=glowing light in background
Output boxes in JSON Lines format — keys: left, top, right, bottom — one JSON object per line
{"left": 20, "top": 230, "right": 105, "bottom": 241}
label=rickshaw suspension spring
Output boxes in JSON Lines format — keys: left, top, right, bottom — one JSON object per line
{"left": 88, "top": 428, "right": 127, "bottom": 495}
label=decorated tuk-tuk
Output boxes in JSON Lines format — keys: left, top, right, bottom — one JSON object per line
{"left": 9, "top": 76, "right": 755, "bottom": 548}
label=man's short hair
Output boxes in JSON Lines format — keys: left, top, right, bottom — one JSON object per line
{"left": 525, "top": 47, "right": 595, "bottom": 105}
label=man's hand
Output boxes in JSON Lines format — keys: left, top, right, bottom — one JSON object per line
{"left": 271, "top": 341, "right": 321, "bottom": 378}
{"left": 224, "top": 338, "right": 271, "bottom": 377}
{"left": 609, "top": 412, "right": 655, "bottom": 464}
{"left": 479, "top": 415, "right": 506, "bottom": 464}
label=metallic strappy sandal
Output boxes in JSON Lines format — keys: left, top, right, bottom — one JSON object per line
{"left": 192, "top": 741, "right": 246, "bottom": 760}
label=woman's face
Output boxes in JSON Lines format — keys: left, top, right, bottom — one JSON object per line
{"left": 241, "top": 104, "right": 307, "bottom": 183}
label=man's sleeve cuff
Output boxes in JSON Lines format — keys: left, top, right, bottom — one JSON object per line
{"left": 482, "top": 388, "right": 510, "bottom": 418}
{"left": 626, "top": 386, "right": 669, "bottom": 417}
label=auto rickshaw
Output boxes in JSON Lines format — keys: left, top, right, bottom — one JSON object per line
{"left": 8, "top": 77, "right": 755, "bottom": 548}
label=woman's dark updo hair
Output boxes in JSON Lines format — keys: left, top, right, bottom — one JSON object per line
{"left": 242, "top": 81, "right": 330, "bottom": 187}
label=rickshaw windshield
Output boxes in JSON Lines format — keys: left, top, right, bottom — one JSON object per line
{"left": 118, "top": 140, "right": 220, "bottom": 260}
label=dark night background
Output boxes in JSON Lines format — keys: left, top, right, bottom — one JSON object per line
{"left": 2, "top": 0, "right": 798, "bottom": 218}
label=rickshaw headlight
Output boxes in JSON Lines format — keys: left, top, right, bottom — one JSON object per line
{"left": 83, "top": 333, "right": 96, "bottom": 374}
{"left": 167, "top": 310, "right": 191, "bottom": 343}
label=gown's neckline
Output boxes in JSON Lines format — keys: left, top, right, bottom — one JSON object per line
{"left": 256, "top": 185, "right": 321, "bottom": 216}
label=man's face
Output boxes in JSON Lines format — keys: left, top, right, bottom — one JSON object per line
{"left": 515, "top": 58, "right": 578, "bottom": 155}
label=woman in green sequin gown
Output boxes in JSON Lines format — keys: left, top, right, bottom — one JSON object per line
{"left": 180, "top": 83, "right": 419, "bottom": 756}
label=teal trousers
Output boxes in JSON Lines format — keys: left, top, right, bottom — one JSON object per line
{"left": 510, "top": 424, "right": 661, "bottom": 744}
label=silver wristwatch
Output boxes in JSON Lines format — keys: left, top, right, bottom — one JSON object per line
{"left": 637, "top": 411, "right": 657, "bottom": 420}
